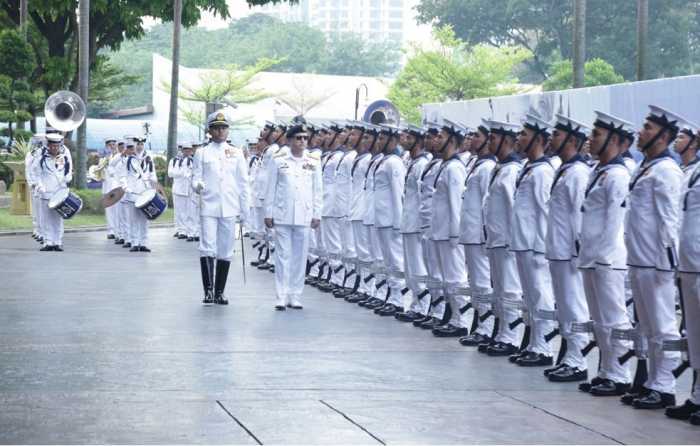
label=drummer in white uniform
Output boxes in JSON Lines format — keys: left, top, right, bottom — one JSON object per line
{"left": 35, "top": 133, "right": 72, "bottom": 251}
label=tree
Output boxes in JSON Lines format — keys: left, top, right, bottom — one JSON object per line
{"left": 542, "top": 58, "right": 624, "bottom": 91}
{"left": 573, "top": 0, "right": 586, "bottom": 88}
{"left": 416, "top": 0, "right": 697, "bottom": 82}
{"left": 276, "top": 76, "right": 336, "bottom": 116}
{"left": 0, "top": 29, "right": 37, "bottom": 147}
{"left": 167, "top": 0, "right": 183, "bottom": 163}
{"left": 636, "top": 0, "right": 648, "bottom": 80}
{"left": 388, "top": 26, "right": 531, "bottom": 124}
{"left": 76, "top": 0, "right": 90, "bottom": 188}
{"left": 318, "top": 32, "right": 401, "bottom": 77}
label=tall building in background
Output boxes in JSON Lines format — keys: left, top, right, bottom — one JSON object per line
{"left": 253, "top": 0, "right": 430, "bottom": 47}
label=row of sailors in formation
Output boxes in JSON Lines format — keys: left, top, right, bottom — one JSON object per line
{"left": 247, "top": 106, "right": 700, "bottom": 425}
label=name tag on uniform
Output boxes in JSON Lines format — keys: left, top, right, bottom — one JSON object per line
{"left": 302, "top": 162, "right": 316, "bottom": 171}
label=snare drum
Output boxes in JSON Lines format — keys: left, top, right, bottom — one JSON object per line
{"left": 135, "top": 189, "right": 168, "bottom": 220}
{"left": 48, "top": 189, "right": 83, "bottom": 219}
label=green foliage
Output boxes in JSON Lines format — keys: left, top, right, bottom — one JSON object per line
{"left": 74, "top": 188, "right": 105, "bottom": 215}
{"left": 416, "top": 0, "right": 699, "bottom": 82}
{"left": 389, "top": 26, "right": 531, "bottom": 124}
{"left": 104, "top": 15, "right": 402, "bottom": 110}
{"left": 543, "top": 58, "right": 625, "bottom": 91}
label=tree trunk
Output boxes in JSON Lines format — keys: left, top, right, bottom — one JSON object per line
{"left": 572, "top": 0, "right": 586, "bottom": 88}
{"left": 636, "top": 0, "right": 648, "bottom": 81}
{"left": 75, "top": 0, "right": 90, "bottom": 189}
{"left": 166, "top": 0, "right": 183, "bottom": 178}
{"left": 19, "top": 0, "right": 28, "bottom": 38}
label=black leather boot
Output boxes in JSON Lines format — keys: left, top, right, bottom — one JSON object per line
{"left": 200, "top": 256, "right": 215, "bottom": 305}
{"left": 214, "top": 259, "right": 231, "bottom": 305}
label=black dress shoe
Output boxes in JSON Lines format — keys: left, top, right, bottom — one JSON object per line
{"left": 487, "top": 342, "right": 519, "bottom": 356}
{"left": 173, "top": 232, "right": 180, "bottom": 238}
{"left": 346, "top": 293, "right": 366, "bottom": 303}
{"left": 130, "top": 246, "right": 140, "bottom": 252}
{"left": 544, "top": 363, "right": 565, "bottom": 377}
{"left": 115, "top": 238, "right": 124, "bottom": 245}
{"left": 477, "top": 341, "right": 494, "bottom": 353}
{"left": 123, "top": 242, "right": 132, "bottom": 248}
{"left": 692, "top": 411, "right": 700, "bottom": 426}
{"left": 516, "top": 352, "right": 553, "bottom": 367}
{"left": 589, "top": 379, "right": 631, "bottom": 397}
{"left": 139, "top": 246, "right": 151, "bottom": 252}
{"left": 39, "top": 245, "right": 53, "bottom": 251}
{"left": 509, "top": 350, "right": 530, "bottom": 363}
{"left": 178, "top": 234, "right": 188, "bottom": 239}
{"left": 459, "top": 332, "right": 491, "bottom": 346}
{"left": 418, "top": 317, "right": 442, "bottom": 330}
{"left": 548, "top": 365, "right": 588, "bottom": 382}
{"left": 633, "top": 390, "right": 676, "bottom": 409}
{"left": 395, "top": 310, "right": 422, "bottom": 322}
{"left": 412, "top": 315, "right": 433, "bottom": 327}
{"left": 578, "top": 376, "right": 604, "bottom": 393}
{"left": 54, "top": 246, "right": 64, "bottom": 252}
{"left": 375, "top": 303, "right": 399, "bottom": 316}
{"left": 432, "top": 324, "right": 469, "bottom": 338}
{"left": 366, "top": 300, "right": 385, "bottom": 310}
{"left": 275, "top": 304, "right": 286, "bottom": 311}
{"left": 621, "top": 387, "right": 650, "bottom": 406}
{"left": 187, "top": 237, "right": 195, "bottom": 242}
{"left": 665, "top": 399, "right": 700, "bottom": 420}
{"left": 251, "top": 260, "right": 263, "bottom": 267}
{"left": 214, "top": 294, "right": 229, "bottom": 305}
{"left": 258, "top": 262, "right": 272, "bottom": 270}
{"left": 202, "top": 290, "right": 214, "bottom": 305}
{"left": 194, "top": 237, "right": 200, "bottom": 241}
{"left": 107, "top": 234, "right": 116, "bottom": 240}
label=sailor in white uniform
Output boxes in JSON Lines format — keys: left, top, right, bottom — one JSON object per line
{"left": 674, "top": 118, "right": 700, "bottom": 185}
{"left": 34, "top": 133, "right": 72, "bottom": 251}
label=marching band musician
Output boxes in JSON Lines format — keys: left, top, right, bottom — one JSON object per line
{"left": 264, "top": 121, "right": 322, "bottom": 310}
{"left": 101, "top": 138, "right": 118, "bottom": 240}
{"left": 577, "top": 111, "right": 634, "bottom": 397}
{"left": 110, "top": 140, "right": 128, "bottom": 245}
{"left": 122, "top": 139, "right": 151, "bottom": 252}
{"left": 544, "top": 114, "right": 592, "bottom": 382}
{"left": 192, "top": 111, "right": 250, "bottom": 306}
{"left": 168, "top": 146, "right": 186, "bottom": 239}
{"left": 511, "top": 114, "right": 556, "bottom": 367}
{"left": 622, "top": 106, "right": 684, "bottom": 409}
{"left": 458, "top": 123, "right": 497, "bottom": 346}
{"left": 34, "top": 133, "right": 72, "bottom": 252}
{"left": 26, "top": 134, "right": 45, "bottom": 243}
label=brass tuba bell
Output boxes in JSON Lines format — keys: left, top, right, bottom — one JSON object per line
{"left": 44, "top": 90, "right": 87, "bottom": 132}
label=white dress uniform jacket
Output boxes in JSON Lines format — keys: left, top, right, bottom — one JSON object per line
{"left": 459, "top": 154, "right": 496, "bottom": 245}
{"left": 171, "top": 157, "right": 192, "bottom": 197}
{"left": 35, "top": 147, "right": 73, "bottom": 199}
{"left": 264, "top": 150, "right": 322, "bottom": 226}
{"left": 418, "top": 158, "right": 442, "bottom": 231}
{"left": 578, "top": 157, "right": 630, "bottom": 269}
{"left": 430, "top": 155, "right": 466, "bottom": 241}
{"left": 680, "top": 163, "right": 700, "bottom": 273}
{"left": 545, "top": 155, "right": 590, "bottom": 261}
{"left": 373, "top": 152, "right": 406, "bottom": 230}
{"left": 483, "top": 153, "right": 522, "bottom": 248}
{"left": 334, "top": 149, "right": 357, "bottom": 217}
{"left": 625, "top": 151, "right": 683, "bottom": 271}
{"left": 321, "top": 149, "right": 344, "bottom": 217}
{"left": 124, "top": 155, "right": 147, "bottom": 202}
{"left": 362, "top": 153, "right": 384, "bottom": 226}
{"left": 349, "top": 152, "right": 372, "bottom": 222}
{"left": 511, "top": 157, "right": 554, "bottom": 253}
{"left": 400, "top": 153, "right": 430, "bottom": 234}
{"left": 193, "top": 141, "right": 250, "bottom": 221}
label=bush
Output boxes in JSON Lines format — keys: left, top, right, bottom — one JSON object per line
{"left": 0, "top": 162, "right": 12, "bottom": 191}
{"left": 75, "top": 188, "right": 104, "bottom": 215}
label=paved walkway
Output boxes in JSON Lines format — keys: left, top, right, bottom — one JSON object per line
{"left": 0, "top": 228, "right": 697, "bottom": 444}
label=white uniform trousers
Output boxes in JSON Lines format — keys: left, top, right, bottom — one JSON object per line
{"left": 680, "top": 273, "right": 700, "bottom": 403}
{"left": 582, "top": 268, "right": 632, "bottom": 384}
{"left": 173, "top": 194, "right": 188, "bottom": 235}
{"left": 369, "top": 226, "right": 387, "bottom": 300}
{"left": 274, "top": 224, "right": 310, "bottom": 302}
{"left": 40, "top": 199, "right": 63, "bottom": 246}
{"left": 31, "top": 192, "right": 41, "bottom": 236}
{"left": 515, "top": 251, "right": 556, "bottom": 355}
{"left": 423, "top": 236, "right": 446, "bottom": 318}
{"left": 120, "top": 200, "right": 133, "bottom": 243}
{"left": 129, "top": 204, "right": 148, "bottom": 247}
{"left": 322, "top": 217, "right": 343, "bottom": 285}
{"left": 488, "top": 247, "right": 523, "bottom": 346}
{"left": 549, "top": 260, "right": 590, "bottom": 370}
{"left": 251, "top": 206, "right": 265, "bottom": 238}
{"left": 403, "top": 233, "right": 430, "bottom": 315}
{"left": 465, "top": 244, "right": 495, "bottom": 336}
{"left": 186, "top": 195, "right": 201, "bottom": 237}
{"left": 37, "top": 196, "right": 48, "bottom": 242}
{"left": 341, "top": 218, "right": 357, "bottom": 288}
{"left": 353, "top": 221, "right": 373, "bottom": 296}
{"left": 629, "top": 267, "right": 680, "bottom": 394}
{"left": 436, "top": 240, "right": 470, "bottom": 328}
{"left": 308, "top": 225, "right": 322, "bottom": 278}
{"left": 105, "top": 202, "right": 118, "bottom": 236}
{"left": 376, "top": 227, "right": 404, "bottom": 306}
{"left": 199, "top": 216, "right": 236, "bottom": 261}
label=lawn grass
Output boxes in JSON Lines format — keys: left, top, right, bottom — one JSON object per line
{"left": 0, "top": 207, "right": 173, "bottom": 231}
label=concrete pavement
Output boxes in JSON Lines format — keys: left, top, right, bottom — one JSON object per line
{"left": 0, "top": 228, "right": 697, "bottom": 444}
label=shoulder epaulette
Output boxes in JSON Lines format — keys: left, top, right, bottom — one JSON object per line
{"left": 274, "top": 152, "right": 287, "bottom": 159}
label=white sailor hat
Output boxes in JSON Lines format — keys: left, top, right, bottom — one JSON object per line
{"left": 379, "top": 124, "right": 400, "bottom": 135}
{"left": 553, "top": 113, "right": 590, "bottom": 139}
{"left": 676, "top": 116, "right": 699, "bottom": 137}
{"left": 46, "top": 133, "right": 63, "bottom": 143}
{"left": 104, "top": 137, "right": 117, "bottom": 144}
{"left": 207, "top": 110, "right": 230, "bottom": 127}
{"left": 472, "top": 119, "right": 490, "bottom": 136}
{"left": 403, "top": 124, "right": 426, "bottom": 137}
{"left": 645, "top": 105, "right": 682, "bottom": 133}
{"left": 117, "top": 139, "right": 126, "bottom": 146}
{"left": 592, "top": 110, "right": 633, "bottom": 135}
{"left": 125, "top": 139, "right": 135, "bottom": 148}
{"left": 522, "top": 113, "right": 551, "bottom": 135}
{"left": 484, "top": 119, "right": 520, "bottom": 136}
{"left": 424, "top": 121, "right": 442, "bottom": 134}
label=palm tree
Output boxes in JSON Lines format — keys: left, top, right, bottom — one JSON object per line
{"left": 572, "top": 0, "right": 586, "bottom": 88}
{"left": 75, "top": 0, "right": 90, "bottom": 189}
{"left": 166, "top": 0, "right": 183, "bottom": 170}
{"left": 636, "top": 0, "right": 648, "bottom": 81}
